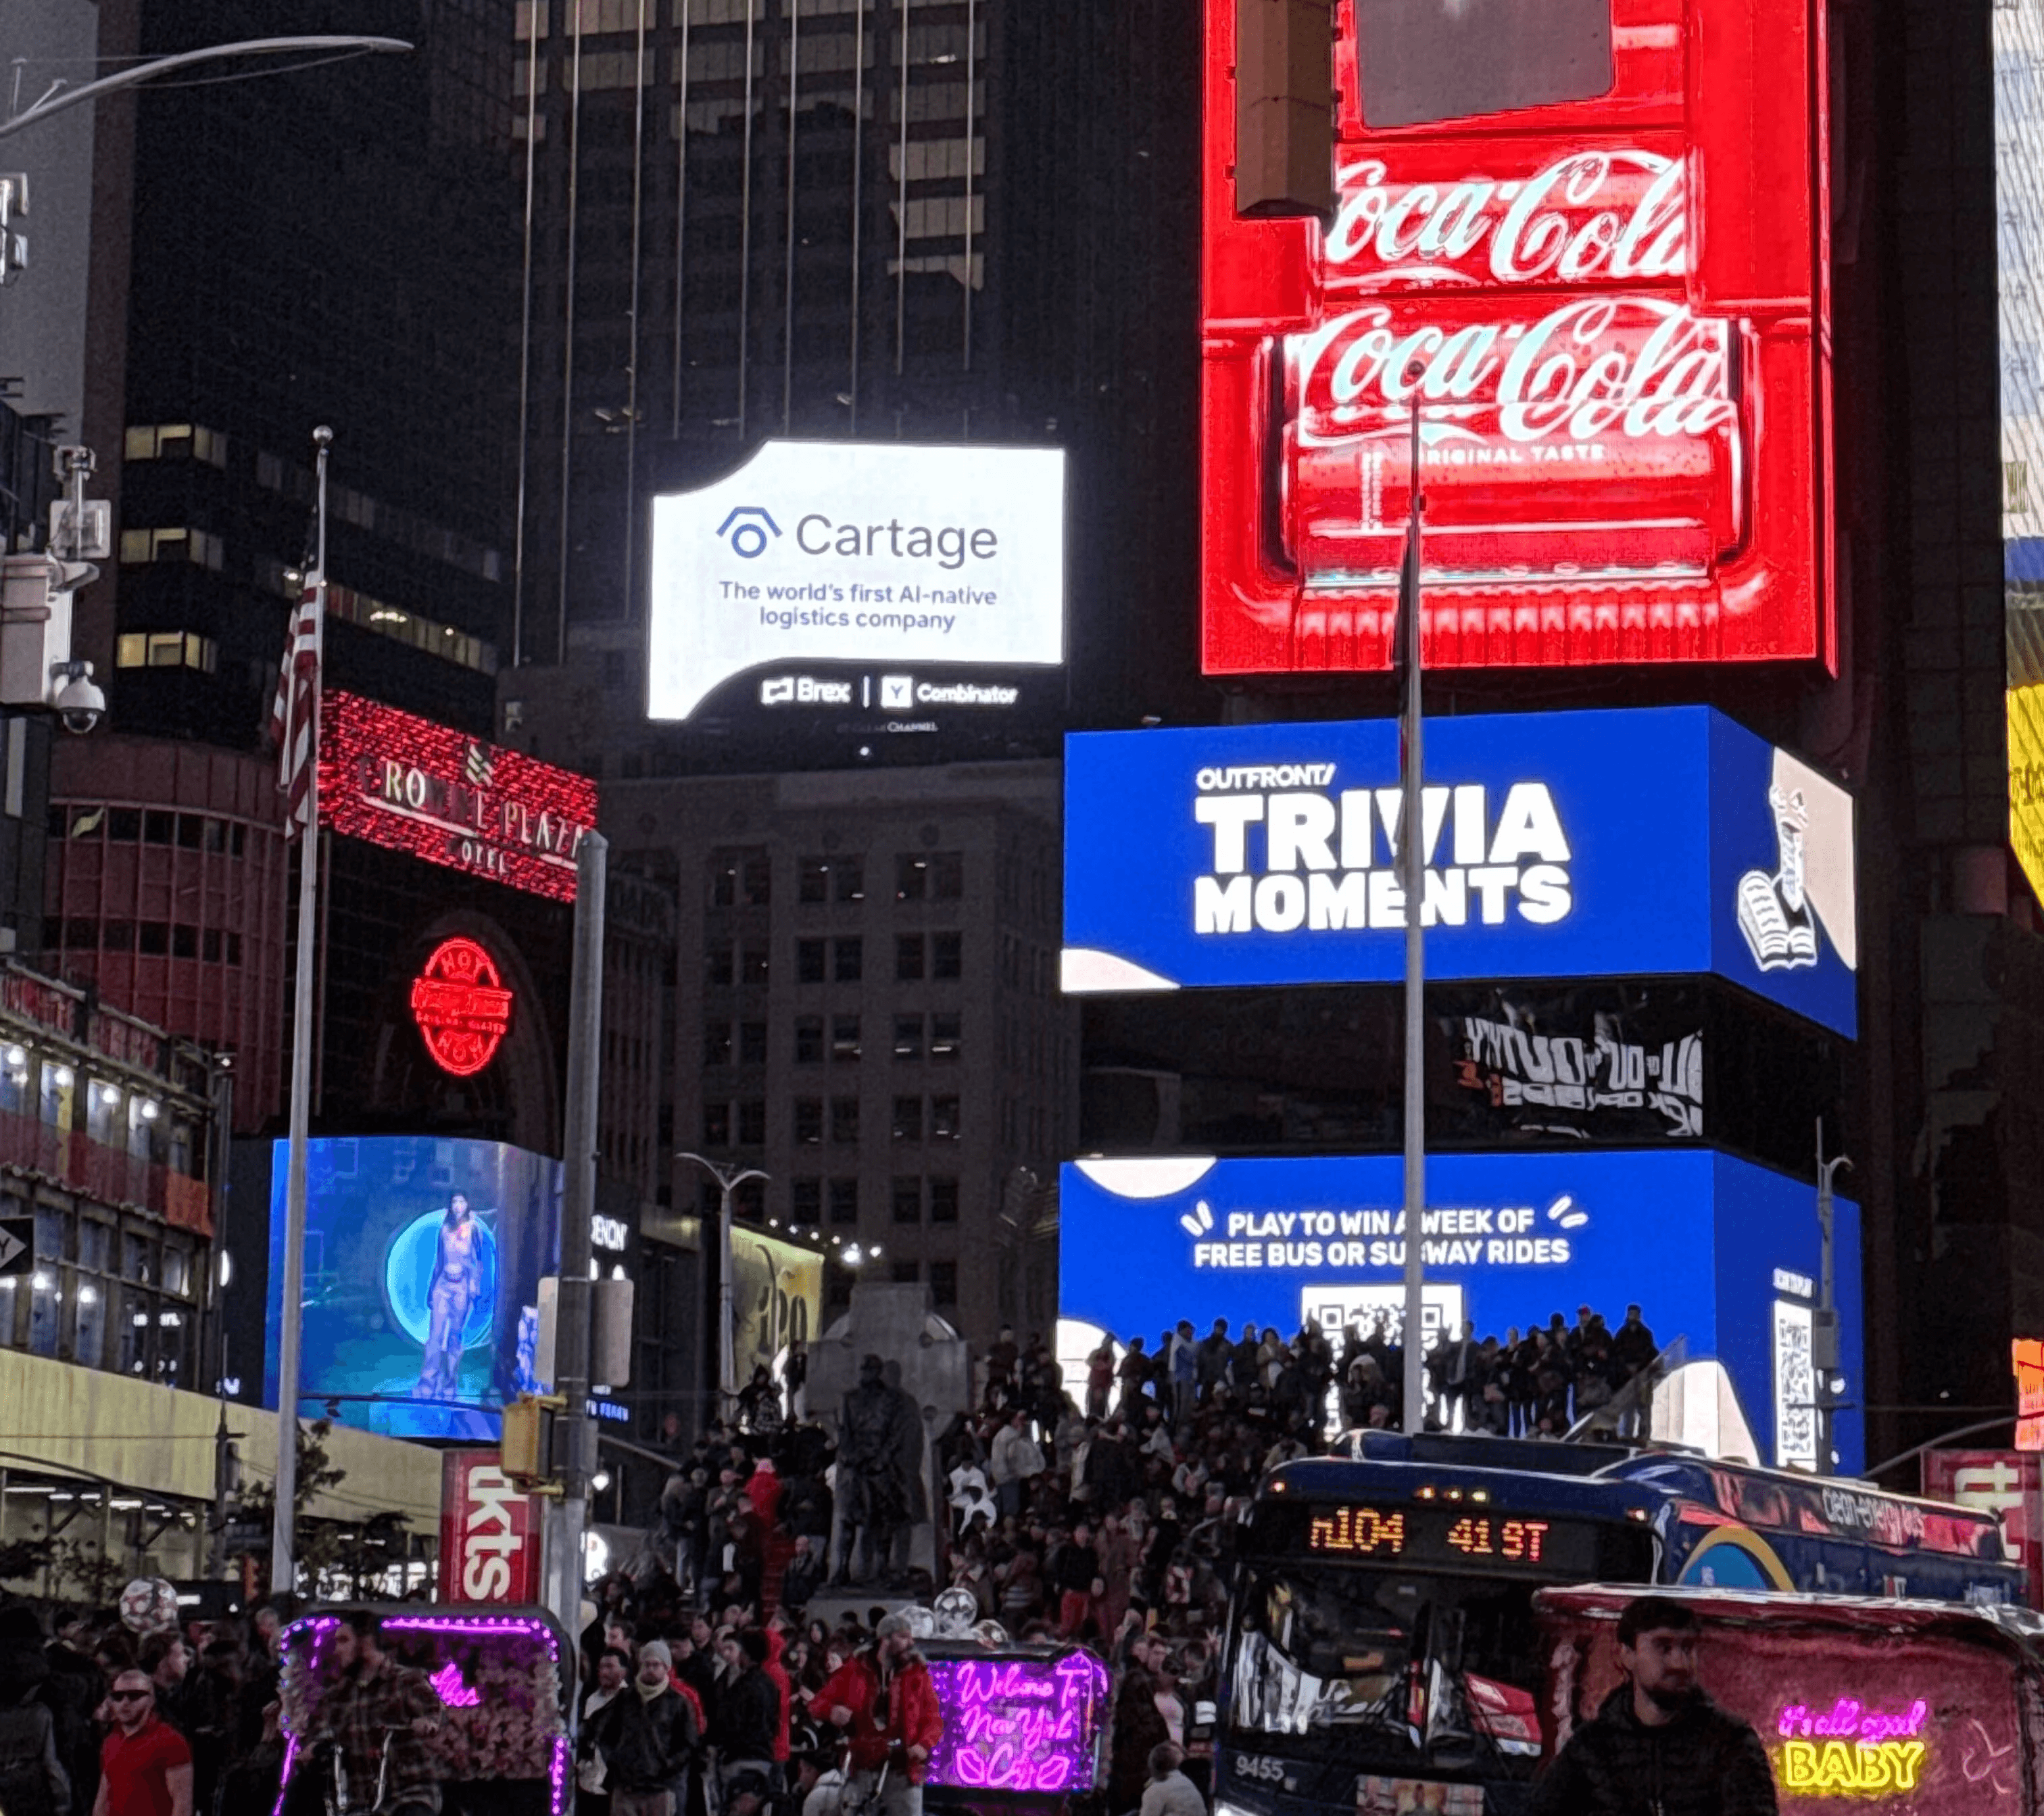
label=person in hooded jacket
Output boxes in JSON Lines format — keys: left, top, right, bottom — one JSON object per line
{"left": 1528, "top": 1597, "right": 1776, "bottom": 1816}
{"left": 0, "top": 1605, "right": 69, "bottom": 1816}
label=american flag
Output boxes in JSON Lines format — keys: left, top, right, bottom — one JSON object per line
{"left": 269, "top": 578, "right": 322, "bottom": 840}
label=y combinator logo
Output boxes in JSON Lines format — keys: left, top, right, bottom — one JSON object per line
{"left": 1190, "top": 765, "right": 1573, "bottom": 936}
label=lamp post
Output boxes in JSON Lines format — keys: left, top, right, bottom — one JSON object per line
{"left": 675, "top": 1152, "right": 769, "bottom": 1412}
{"left": 1815, "top": 1119, "right": 1852, "bottom": 1476}
{"left": 0, "top": 38, "right": 412, "bottom": 140}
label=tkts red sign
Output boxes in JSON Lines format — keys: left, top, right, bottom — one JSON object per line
{"left": 438, "top": 1450, "right": 541, "bottom": 1604}
{"left": 319, "top": 692, "right": 599, "bottom": 902}
{"left": 1204, "top": 0, "right": 1832, "bottom": 673}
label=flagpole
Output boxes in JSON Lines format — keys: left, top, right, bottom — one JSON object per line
{"left": 1399, "top": 379, "right": 1428, "bottom": 1438}
{"left": 272, "top": 425, "right": 331, "bottom": 1595}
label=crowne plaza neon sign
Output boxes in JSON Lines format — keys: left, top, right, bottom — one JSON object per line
{"left": 318, "top": 692, "right": 599, "bottom": 903}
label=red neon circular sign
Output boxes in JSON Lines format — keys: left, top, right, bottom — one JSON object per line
{"left": 409, "top": 936, "right": 514, "bottom": 1078}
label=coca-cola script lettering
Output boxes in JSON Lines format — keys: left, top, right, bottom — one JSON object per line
{"left": 1292, "top": 298, "right": 1732, "bottom": 448}
{"left": 1325, "top": 150, "right": 1686, "bottom": 290}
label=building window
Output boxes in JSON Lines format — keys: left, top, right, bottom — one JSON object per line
{"left": 710, "top": 849, "right": 769, "bottom": 907}
{"left": 892, "top": 1178, "right": 922, "bottom": 1223}
{"left": 834, "top": 938, "right": 863, "bottom": 983}
{"left": 891, "top": 1260, "right": 921, "bottom": 1284}
{"left": 931, "top": 1095, "right": 960, "bottom": 1140}
{"left": 932, "top": 932, "right": 963, "bottom": 979}
{"left": 800, "top": 855, "right": 863, "bottom": 903}
{"left": 829, "top": 1178, "right": 860, "bottom": 1224}
{"left": 894, "top": 1015, "right": 924, "bottom": 1061}
{"left": 124, "top": 423, "right": 227, "bottom": 467}
{"left": 831, "top": 1015, "right": 862, "bottom": 1063}
{"left": 792, "top": 1178, "right": 823, "bottom": 1221}
{"left": 737, "top": 1100, "right": 766, "bottom": 1145}
{"left": 929, "top": 1260, "right": 958, "bottom": 1307}
{"left": 931, "top": 1012, "right": 961, "bottom": 1062}
{"left": 796, "top": 1016, "right": 825, "bottom": 1064}
{"left": 116, "top": 526, "right": 224, "bottom": 569}
{"left": 702, "top": 1103, "right": 732, "bottom": 1147}
{"left": 794, "top": 1099, "right": 823, "bottom": 1145}
{"left": 933, "top": 852, "right": 964, "bottom": 899}
{"left": 893, "top": 1096, "right": 923, "bottom": 1142}
{"left": 739, "top": 1022, "right": 768, "bottom": 1066}
{"left": 798, "top": 939, "right": 827, "bottom": 984}
{"left": 929, "top": 1176, "right": 960, "bottom": 1223}
{"left": 739, "top": 945, "right": 769, "bottom": 985}
{"left": 704, "top": 1023, "right": 733, "bottom": 1068}
{"left": 705, "top": 943, "right": 734, "bottom": 987}
{"left": 896, "top": 934, "right": 925, "bottom": 981}
{"left": 896, "top": 853, "right": 929, "bottom": 902}
{"left": 831, "top": 1096, "right": 860, "bottom": 1144}
{"left": 114, "top": 631, "right": 218, "bottom": 673}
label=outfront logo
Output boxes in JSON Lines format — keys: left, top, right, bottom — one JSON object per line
{"left": 717, "top": 506, "right": 781, "bottom": 558}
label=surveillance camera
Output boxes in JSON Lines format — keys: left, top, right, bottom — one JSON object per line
{"left": 52, "top": 665, "right": 105, "bottom": 734}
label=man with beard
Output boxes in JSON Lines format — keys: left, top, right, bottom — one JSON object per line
{"left": 312, "top": 1615, "right": 441, "bottom": 1816}
{"left": 1528, "top": 1598, "right": 1776, "bottom": 1815}
{"left": 815, "top": 1615, "right": 942, "bottom": 1816}
{"left": 416, "top": 1194, "right": 485, "bottom": 1402}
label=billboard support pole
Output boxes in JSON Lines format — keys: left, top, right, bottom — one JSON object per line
{"left": 1398, "top": 375, "right": 1428, "bottom": 1439}
{"left": 271, "top": 427, "right": 331, "bottom": 1597}
{"left": 543, "top": 831, "right": 608, "bottom": 1645}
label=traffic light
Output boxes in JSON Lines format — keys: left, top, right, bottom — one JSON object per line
{"left": 501, "top": 1394, "right": 552, "bottom": 1483}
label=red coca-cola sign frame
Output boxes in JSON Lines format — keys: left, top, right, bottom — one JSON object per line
{"left": 1202, "top": 0, "right": 1833, "bottom": 673}
{"left": 437, "top": 1449, "right": 543, "bottom": 1604}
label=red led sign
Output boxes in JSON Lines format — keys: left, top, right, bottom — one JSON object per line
{"left": 1203, "top": 0, "right": 1832, "bottom": 674}
{"left": 318, "top": 692, "right": 599, "bottom": 901}
{"left": 410, "top": 937, "right": 514, "bottom": 1077}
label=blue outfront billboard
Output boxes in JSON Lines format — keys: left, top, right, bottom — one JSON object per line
{"left": 263, "top": 1137, "right": 562, "bottom": 1441}
{"left": 1059, "top": 1149, "right": 1864, "bottom": 1475}
{"left": 1063, "top": 709, "right": 1858, "bottom": 1036}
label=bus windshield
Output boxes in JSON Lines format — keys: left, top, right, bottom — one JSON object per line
{"left": 1228, "top": 1562, "right": 1558, "bottom": 1779}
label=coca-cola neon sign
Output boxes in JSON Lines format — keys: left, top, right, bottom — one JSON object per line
{"left": 411, "top": 937, "right": 514, "bottom": 1078}
{"left": 1204, "top": 0, "right": 1832, "bottom": 673}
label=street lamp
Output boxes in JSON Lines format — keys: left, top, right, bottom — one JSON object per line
{"left": 0, "top": 38, "right": 413, "bottom": 140}
{"left": 675, "top": 1152, "right": 769, "bottom": 1410}
{"left": 1816, "top": 1122, "right": 1853, "bottom": 1476}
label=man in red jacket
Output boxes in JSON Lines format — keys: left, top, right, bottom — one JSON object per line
{"left": 817, "top": 1616, "right": 944, "bottom": 1816}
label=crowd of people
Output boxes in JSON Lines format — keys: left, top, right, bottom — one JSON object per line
{"left": 0, "top": 1299, "right": 1659, "bottom": 1816}
{"left": 1067, "top": 1304, "right": 1661, "bottom": 1441}
{"left": 0, "top": 1598, "right": 293, "bottom": 1816}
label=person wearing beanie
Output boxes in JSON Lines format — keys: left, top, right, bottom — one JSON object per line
{"left": 712, "top": 1628, "right": 782, "bottom": 1800}
{"left": 814, "top": 1615, "right": 944, "bottom": 1816}
{"left": 583, "top": 1641, "right": 698, "bottom": 1816}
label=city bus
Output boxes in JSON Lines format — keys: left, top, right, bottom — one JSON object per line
{"left": 1214, "top": 1434, "right": 2022, "bottom": 1816}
